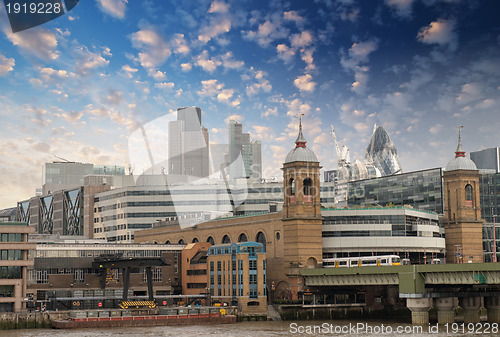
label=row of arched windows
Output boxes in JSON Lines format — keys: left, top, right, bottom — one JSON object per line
{"left": 287, "top": 178, "right": 314, "bottom": 203}
{"left": 165, "top": 231, "right": 268, "bottom": 250}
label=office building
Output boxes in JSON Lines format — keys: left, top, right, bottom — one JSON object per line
{"left": 322, "top": 207, "right": 445, "bottom": 263}
{"left": 0, "top": 221, "right": 35, "bottom": 312}
{"left": 471, "top": 147, "right": 500, "bottom": 173}
{"left": 347, "top": 168, "right": 444, "bottom": 214}
{"left": 42, "top": 162, "right": 125, "bottom": 195}
{"left": 207, "top": 242, "right": 266, "bottom": 314}
{"left": 181, "top": 242, "right": 210, "bottom": 297}
{"left": 27, "top": 240, "right": 183, "bottom": 310}
{"left": 227, "top": 120, "right": 262, "bottom": 179}
{"left": 168, "top": 107, "right": 209, "bottom": 177}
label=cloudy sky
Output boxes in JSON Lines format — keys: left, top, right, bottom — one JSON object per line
{"left": 0, "top": 0, "right": 499, "bottom": 209}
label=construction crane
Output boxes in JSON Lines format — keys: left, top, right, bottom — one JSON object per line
{"left": 330, "top": 125, "right": 350, "bottom": 168}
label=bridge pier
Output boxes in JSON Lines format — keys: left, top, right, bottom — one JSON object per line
{"left": 435, "top": 297, "right": 456, "bottom": 324}
{"left": 406, "top": 298, "right": 432, "bottom": 325}
{"left": 460, "top": 296, "right": 481, "bottom": 324}
{"left": 485, "top": 296, "right": 500, "bottom": 323}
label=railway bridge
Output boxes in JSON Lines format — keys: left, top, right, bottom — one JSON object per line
{"left": 301, "top": 263, "right": 500, "bottom": 324}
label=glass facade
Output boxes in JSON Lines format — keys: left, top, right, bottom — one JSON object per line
{"left": 479, "top": 172, "right": 500, "bottom": 262}
{"left": 347, "top": 168, "right": 444, "bottom": 214}
{"left": 365, "top": 126, "right": 402, "bottom": 176}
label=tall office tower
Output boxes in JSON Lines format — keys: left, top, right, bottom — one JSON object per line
{"left": 168, "top": 107, "right": 209, "bottom": 177}
{"left": 227, "top": 120, "right": 262, "bottom": 179}
{"left": 470, "top": 147, "right": 500, "bottom": 173}
{"left": 365, "top": 125, "right": 402, "bottom": 176}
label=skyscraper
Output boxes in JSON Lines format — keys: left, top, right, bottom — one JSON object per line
{"left": 365, "top": 126, "right": 402, "bottom": 176}
{"left": 168, "top": 107, "right": 209, "bottom": 177}
{"left": 226, "top": 120, "right": 262, "bottom": 179}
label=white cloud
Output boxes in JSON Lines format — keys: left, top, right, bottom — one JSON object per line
{"left": 262, "top": 107, "right": 278, "bottom": 117}
{"left": 181, "top": 63, "right": 192, "bottom": 72}
{"left": 195, "top": 50, "right": 220, "bottom": 72}
{"left": 290, "top": 31, "right": 314, "bottom": 49}
{"left": 276, "top": 44, "right": 295, "bottom": 63}
{"left": 384, "top": 0, "right": 415, "bottom": 18}
{"left": 243, "top": 15, "right": 289, "bottom": 47}
{"left": 294, "top": 74, "right": 316, "bottom": 92}
{"left": 208, "top": 1, "right": 229, "bottom": 13}
{"left": 171, "top": 34, "right": 190, "bottom": 54}
{"left": 0, "top": 54, "right": 15, "bottom": 75}
{"left": 429, "top": 124, "right": 442, "bottom": 134}
{"left": 283, "top": 11, "right": 305, "bottom": 25}
{"left": 340, "top": 39, "right": 378, "bottom": 94}
{"left": 198, "top": 79, "right": 240, "bottom": 106}
{"left": 285, "top": 98, "right": 312, "bottom": 116}
{"left": 198, "top": 18, "right": 232, "bottom": 44}
{"left": 6, "top": 28, "right": 59, "bottom": 61}
{"left": 121, "top": 64, "right": 138, "bottom": 78}
{"left": 38, "top": 67, "right": 74, "bottom": 82}
{"left": 74, "top": 46, "right": 111, "bottom": 75}
{"left": 417, "top": 19, "right": 457, "bottom": 51}
{"left": 131, "top": 28, "right": 171, "bottom": 71}
{"left": 96, "top": 0, "right": 128, "bottom": 19}
{"left": 155, "top": 82, "right": 175, "bottom": 90}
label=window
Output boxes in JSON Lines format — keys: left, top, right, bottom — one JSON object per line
{"left": 465, "top": 184, "right": 473, "bottom": 207}
{"left": 238, "top": 233, "right": 248, "bottom": 242}
{"left": 207, "top": 236, "right": 215, "bottom": 245}
{"left": 255, "top": 232, "right": 266, "bottom": 252}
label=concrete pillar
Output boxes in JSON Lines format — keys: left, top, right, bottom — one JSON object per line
{"left": 485, "top": 296, "right": 500, "bottom": 323}
{"left": 460, "top": 296, "right": 481, "bottom": 324}
{"left": 407, "top": 298, "right": 432, "bottom": 325}
{"left": 435, "top": 297, "right": 456, "bottom": 324}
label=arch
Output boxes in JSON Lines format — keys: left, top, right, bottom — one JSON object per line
{"left": 275, "top": 281, "right": 290, "bottom": 300}
{"left": 306, "top": 257, "right": 318, "bottom": 269}
{"left": 238, "top": 233, "right": 248, "bottom": 242}
{"left": 255, "top": 231, "right": 266, "bottom": 251}
{"left": 288, "top": 178, "right": 295, "bottom": 202}
{"left": 178, "top": 239, "right": 185, "bottom": 245}
{"left": 192, "top": 237, "right": 199, "bottom": 243}
{"left": 303, "top": 178, "right": 312, "bottom": 195}
{"left": 165, "top": 240, "right": 171, "bottom": 244}
{"left": 206, "top": 236, "right": 215, "bottom": 245}
{"left": 465, "top": 184, "right": 473, "bottom": 207}
{"left": 222, "top": 235, "right": 231, "bottom": 244}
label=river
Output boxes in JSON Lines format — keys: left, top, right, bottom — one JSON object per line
{"left": 2, "top": 320, "right": 499, "bottom": 336}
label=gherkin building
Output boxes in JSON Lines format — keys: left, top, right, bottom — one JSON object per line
{"left": 365, "top": 126, "right": 402, "bottom": 176}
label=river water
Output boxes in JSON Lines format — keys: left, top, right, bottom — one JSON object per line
{"left": 2, "top": 320, "right": 500, "bottom": 336}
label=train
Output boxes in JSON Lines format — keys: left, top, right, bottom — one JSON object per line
{"left": 323, "top": 255, "right": 443, "bottom": 268}
{"left": 323, "top": 255, "right": 401, "bottom": 268}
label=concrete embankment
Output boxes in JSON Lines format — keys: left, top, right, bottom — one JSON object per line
{"left": 0, "top": 311, "right": 69, "bottom": 329}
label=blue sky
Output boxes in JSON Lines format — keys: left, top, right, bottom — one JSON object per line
{"left": 0, "top": 0, "right": 499, "bottom": 208}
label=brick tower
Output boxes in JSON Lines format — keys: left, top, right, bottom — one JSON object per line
{"left": 282, "top": 118, "right": 323, "bottom": 299}
{"left": 442, "top": 127, "right": 484, "bottom": 263}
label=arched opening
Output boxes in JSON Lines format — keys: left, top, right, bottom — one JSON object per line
{"left": 192, "top": 237, "right": 199, "bottom": 243}
{"left": 165, "top": 240, "right": 171, "bottom": 244}
{"left": 306, "top": 257, "right": 317, "bottom": 269}
{"left": 256, "top": 231, "right": 266, "bottom": 251}
{"left": 222, "top": 235, "right": 231, "bottom": 244}
{"left": 178, "top": 239, "right": 185, "bottom": 245}
{"left": 465, "top": 184, "right": 473, "bottom": 207}
{"left": 289, "top": 178, "right": 295, "bottom": 203}
{"left": 303, "top": 178, "right": 312, "bottom": 202}
{"left": 238, "top": 233, "right": 248, "bottom": 242}
{"left": 206, "top": 236, "right": 215, "bottom": 245}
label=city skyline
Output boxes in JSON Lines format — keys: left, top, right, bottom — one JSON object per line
{"left": 1, "top": 0, "right": 499, "bottom": 209}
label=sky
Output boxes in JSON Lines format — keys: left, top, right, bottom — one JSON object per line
{"left": 0, "top": 0, "right": 499, "bottom": 209}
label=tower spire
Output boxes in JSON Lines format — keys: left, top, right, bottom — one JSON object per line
{"left": 455, "top": 125, "right": 465, "bottom": 158}
{"left": 295, "top": 114, "right": 306, "bottom": 148}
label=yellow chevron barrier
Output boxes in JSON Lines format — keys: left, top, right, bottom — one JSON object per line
{"left": 119, "top": 300, "right": 156, "bottom": 309}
